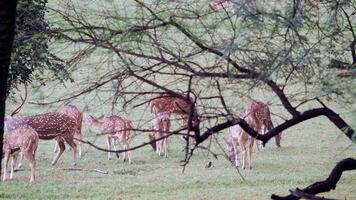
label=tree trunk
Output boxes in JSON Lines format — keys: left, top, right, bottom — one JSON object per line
{"left": 0, "top": 0, "right": 19, "bottom": 181}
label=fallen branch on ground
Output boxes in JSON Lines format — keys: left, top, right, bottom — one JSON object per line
{"left": 289, "top": 188, "right": 338, "bottom": 200}
{"left": 60, "top": 168, "right": 109, "bottom": 174}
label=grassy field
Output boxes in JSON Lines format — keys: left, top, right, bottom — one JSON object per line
{"left": 1, "top": 0, "right": 356, "bottom": 199}
{"left": 0, "top": 103, "right": 355, "bottom": 199}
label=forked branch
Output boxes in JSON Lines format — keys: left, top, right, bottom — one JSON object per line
{"left": 271, "top": 158, "right": 356, "bottom": 200}
{"left": 10, "top": 81, "right": 28, "bottom": 116}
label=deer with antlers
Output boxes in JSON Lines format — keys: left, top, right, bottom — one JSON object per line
{"left": 85, "top": 115, "right": 133, "bottom": 164}
{"left": 2, "top": 126, "right": 39, "bottom": 183}
{"left": 149, "top": 112, "right": 171, "bottom": 157}
{"left": 55, "top": 104, "right": 84, "bottom": 157}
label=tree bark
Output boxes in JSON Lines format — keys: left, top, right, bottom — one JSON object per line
{"left": 351, "top": 39, "right": 356, "bottom": 64}
{"left": 0, "top": 0, "right": 19, "bottom": 181}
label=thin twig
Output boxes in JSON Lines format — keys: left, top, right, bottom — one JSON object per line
{"left": 60, "top": 168, "right": 109, "bottom": 174}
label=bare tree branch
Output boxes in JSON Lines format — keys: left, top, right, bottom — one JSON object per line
{"left": 271, "top": 158, "right": 356, "bottom": 200}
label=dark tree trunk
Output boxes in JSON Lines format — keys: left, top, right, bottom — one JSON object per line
{"left": 351, "top": 39, "right": 356, "bottom": 64}
{"left": 0, "top": 0, "right": 19, "bottom": 180}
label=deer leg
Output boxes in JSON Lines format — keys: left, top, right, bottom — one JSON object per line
{"left": 112, "top": 139, "right": 117, "bottom": 151}
{"left": 64, "top": 137, "right": 77, "bottom": 166}
{"left": 158, "top": 139, "right": 162, "bottom": 156}
{"left": 77, "top": 122, "right": 84, "bottom": 157}
{"left": 155, "top": 133, "right": 160, "bottom": 155}
{"left": 162, "top": 138, "right": 166, "bottom": 157}
{"left": 76, "top": 128, "right": 84, "bottom": 157}
{"left": 75, "top": 132, "right": 84, "bottom": 158}
{"left": 124, "top": 144, "right": 127, "bottom": 162}
{"left": 53, "top": 140, "right": 58, "bottom": 153}
{"left": 3, "top": 151, "right": 10, "bottom": 181}
{"left": 160, "top": 139, "right": 163, "bottom": 157}
{"left": 24, "top": 150, "right": 36, "bottom": 183}
{"left": 179, "top": 116, "right": 188, "bottom": 141}
{"left": 112, "top": 138, "right": 121, "bottom": 160}
{"left": 115, "top": 137, "right": 125, "bottom": 162}
{"left": 51, "top": 139, "right": 65, "bottom": 166}
{"left": 256, "top": 140, "right": 261, "bottom": 151}
{"left": 164, "top": 138, "right": 168, "bottom": 158}
{"left": 126, "top": 143, "right": 132, "bottom": 165}
{"left": 15, "top": 151, "right": 24, "bottom": 170}
{"left": 241, "top": 146, "right": 246, "bottom": 170}
{"left": 106, "top": 136, "right": 112, "bottom": 160}
{"left": 159, "top": 137, "right": 164, "bottom": 157}
{"left": 11, "top": 151, "right": 19, "bottom": 170}
{"left": 79, "top": 140, "right": 84, "bottom": 157}
{"left": 247, "top": 145, "right": 252, "bottom": 170}
{"left": 167, "top": 137, "right": 169, "bottom": 157}
{"left": 10, "top": 155, "right": 17, "bottom": 179}
{"left": 233, "top": 142, "right": 239, "bottom": 167}
{"left": 121, "top": 138, "right": 132, "bottom": 165}
{"left": 156, "top": 140, "right": 160, "bottom": 155}
{"left": 123, "top": 139, "right": 127, "bottom": 162}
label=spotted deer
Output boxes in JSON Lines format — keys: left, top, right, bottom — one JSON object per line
{"left": 4, "top": 112, "right": 78, "bottom": 166}
{"left": 2, "top": 126, "right": 39, "bottom": 183}
{"left": 225, "top": 100, "right": 282, "bottom": 168}
{"left": 246, "top": 100, "right": 282, "bottom": 150}
{"left": 55, "top": 104, "right": 84, "bottom": 157}
{"left": 149, "top": 112, "right": 171, "bottom": 157}
{"left": 85, "top": 115, "right": 132, "bottom": 164}
{"left": 149, "top": 93, "right": 195, "bottom": 127}
{"left": 225, "top": 113, "right": 259, "bottom": 169}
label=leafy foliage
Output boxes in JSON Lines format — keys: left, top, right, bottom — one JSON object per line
{"left": 9, "top": 0, "right": 68, "bottom": 91}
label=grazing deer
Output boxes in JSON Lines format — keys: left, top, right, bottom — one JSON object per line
{"left": 246, "top": 100, "right": 282, "bottom": 150}
{"left": 55, "top": 104, "right": 84, "bottom": 157}
{"left": 225, "top": 112, "right": 260, "bottom": 169}
{"left": 149, "top": 93, "right": 195, "bottom": 127}
{"left": 4, "top": 112, "right": 78, "bottom": 166}
{"left": 225, "top": 125, "right": 241, "bottom": 167}
{"left": 2, "top": 126, "right": 39, "bottom": 183}
{"left": 149, "top": 112, "right": 171, "bottom": 157}
{"left": 85, "top": 115, "right": 132, "bottom": 164}
{"left": 225, "top": 100, "right": 282, "bottom": 168}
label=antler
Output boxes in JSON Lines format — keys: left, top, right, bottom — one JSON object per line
{"left": 10, "top": 81, "right": 28, "bottom": 116}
